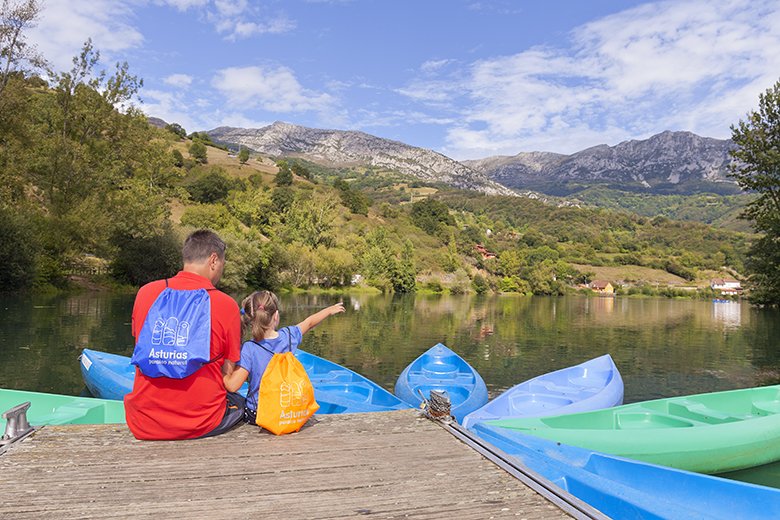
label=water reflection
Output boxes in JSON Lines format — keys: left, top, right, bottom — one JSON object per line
{"left": 1, "top": 293, "right": 774, "bottom": 402}
{"left": 712, "top": 301, "right": 742, "bottom": 329}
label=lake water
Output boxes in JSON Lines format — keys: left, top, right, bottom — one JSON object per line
{"left": 2, "top": 291, "right": 780, "bottom": 487}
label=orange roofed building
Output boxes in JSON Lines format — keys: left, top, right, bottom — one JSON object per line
{"left": 711, "top": 278, "right": 742, "bottom": 296}
{"left": 589, "top": 280, "right": 614, "bottom": 294}
{"left": 474, "top": 244, "right": 497, "bottom": 260}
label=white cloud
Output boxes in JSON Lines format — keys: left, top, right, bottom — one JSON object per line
{"left": 27, "top": 0, "right": 144, "bottom": 71}
{"left": 163, "top": 73, "right": 193, "bottom": 88}
{"left": 401, "top": 0, "right": 780, "bottom": 158}
{"left": 159, "top": 0, "right": 209, "bottom": 10}
{"left": 211, "top": 65, "right": 333, "bottom": 113}
{"left": 140, "top": 88, "right": 199, "bottom": 132}
{"left": 207, "top": 112, "right": 271, "bottom": 129}
{"left": 420, "top": 59, "right": 455, "bottom": 74}
{"left": 227, "top": 17, "right": 296, "bottom": 39}
{"left": 204, "top": 2, "right": 295, "bottom": 40}
{"left": 157, "top": 0, "right": 295, "bottom": 39}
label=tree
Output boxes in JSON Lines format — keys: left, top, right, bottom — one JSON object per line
{"left": 189, "top": 140, "right": 207, "bottom": 164}
{"left": 0, "top": 0, "right": 46, "bottom": 97}
{"left": 275, "top": 160, "right": 293, "bottom": 186}
{"left": 238, "top": 147, "right": 249, "bottom": 164}
{"left": 281, "top": 192, "right": 337, "bottom": 248}
{"left": 334, "top": 178, "right": 370, "bottom": 215}
{"left": 165, "top": 122, "right": 186, "bottom": 138}
{"left": 171, "top": 148, "right": 184, "bottom": 167}
{"left": 390, "top": 240, "right": 417, "bottom": 293}
{"left": 314, "top": 246, "right": 355, "bottom": 287}
{"left": 291, "top": 162, "right": 311, "bottom": 180}
{"left": 0, "top": 205, "right": 38, "bottom": 289}
{"left": 111, "top": 225, "right": 180, "bottom": 286}
{"left": 410, "top": 198, "right": 454, "bottom": 237}
{"left": 185, "top": 168, "right": 234, "bottom": 204}
{"left": 730, "top": 78, "right": 780, "bottom": 304}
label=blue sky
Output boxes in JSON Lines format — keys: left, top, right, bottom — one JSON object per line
{"left": 25, "top": 0, "right": 780, "bottom": 159}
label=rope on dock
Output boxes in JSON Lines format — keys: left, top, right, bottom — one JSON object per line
{"left": 418, "top": 389, "right": 454, "bottom": 423}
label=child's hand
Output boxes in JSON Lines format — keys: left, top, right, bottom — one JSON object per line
{"left": 330, "top": 302, "right": 346, "bottom": 315}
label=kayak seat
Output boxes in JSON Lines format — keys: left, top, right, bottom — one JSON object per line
{"left": 307, "top": 370, "right": 353, "bottom": 383}
{"left": 527, "top": 381, "right": 580, "bottom": 395}
{"left": 420, "top": 363, "right": 459, "bottom": 378}
{"left": 508, "top": 393, "right": 574, "bottom": 414}
{"left": 666, "top": 402, "right": 741, "bottom": 425}
{"left": 40, "top": 402, "right": 109, "bottom": 425}
{"left": 568, "top": 370, "right": 611, "bottom": 389}
{"left": 315, "top": 383, "right": 371, "bottom": 402}
{"left": 616, "top": 412, "right": 695, "bottom": 429}
{"left": 410, "top": 369, "right": 456, "bottom": 380}
{"left": 752, "top": 400, "right": 780, "bottom": 416}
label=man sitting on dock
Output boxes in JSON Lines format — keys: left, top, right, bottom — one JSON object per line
{"left": 124, "top": 229, "right": 244, "bottom": 440}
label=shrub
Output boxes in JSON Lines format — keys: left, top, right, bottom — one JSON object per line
{"left": 472, "top": 273, "right": 490, "bottom": 294}
{"left": 188, "top": 140, "right": 208, "bottom": 164}
{"left": 185, "top": 169, "right": 234, "bottom": 204}
{"left": 110, "top": 227, "right": 181, "bottom": 286}
{"left": 0, "top": 209, "right": 38, "bottom": 290}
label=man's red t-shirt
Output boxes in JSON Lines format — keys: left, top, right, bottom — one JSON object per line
{"left": 124, "top": 271, "right": 241, "bottom": 440}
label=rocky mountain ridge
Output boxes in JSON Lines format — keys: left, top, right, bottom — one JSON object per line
{"left": 207, "top": 122, "right": 515, "bottom": 196}
{"left": 463, "top": 131, "right": 738, "bottom": 195}
{"left": 206, "top": 122, "right": 740, "bottom": 197}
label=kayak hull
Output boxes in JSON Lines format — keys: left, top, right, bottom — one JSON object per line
{"left": 394, "top": 343, "right": 488, "bottom": 423}
{"left": 462, "top": 354, "right": 623, "bottom": 429}
{"left": 487, "top": 384, "right": 780, "bottom": 473}
{"left": 473, "top": 423, "right": 780, "bottom": 520}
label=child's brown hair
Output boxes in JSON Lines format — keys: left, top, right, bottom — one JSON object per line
{"left": 240, "top": 290, "right": 280, "bottom": 341}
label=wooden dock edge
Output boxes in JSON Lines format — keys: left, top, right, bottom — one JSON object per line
{"left": 434, "top": 418, "right": 608, "bottom": 520}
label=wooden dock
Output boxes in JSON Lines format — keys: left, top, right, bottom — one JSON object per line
{"left": 0, "top": 410, "right": 586, "bottom": 519}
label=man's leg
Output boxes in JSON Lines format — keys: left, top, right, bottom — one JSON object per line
{"left": 199, "top": 392, "right": 245, "bottom": 438}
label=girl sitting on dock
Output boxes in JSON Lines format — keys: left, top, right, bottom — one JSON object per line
{"left": 223, "top": 290, "right": 345, "bottom": 425}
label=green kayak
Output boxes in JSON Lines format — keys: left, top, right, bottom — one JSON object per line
{"left": 1, "top": 388, "right": 126, "bottom": 431}
{"left": 487, "top": 384, "right": 780, "bottom": 474}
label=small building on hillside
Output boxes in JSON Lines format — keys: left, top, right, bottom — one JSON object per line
{"left": 589, "top": 280, "right": 614, "bottom": 294}
{"left": 711, "top": 278, "right": 742, "bottom": 296}
{"left": 474, "top": 244, "right": 497, "bottom": 260}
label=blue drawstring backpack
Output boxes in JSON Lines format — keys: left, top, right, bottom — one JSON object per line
{"left": 131, "top": 281, "right": 214, "bottom": 378}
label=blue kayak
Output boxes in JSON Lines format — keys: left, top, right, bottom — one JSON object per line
{"left": 295, "top": 350, "right": 409, "bottom": 413}
{"left": 461, "top": 354, "right": 623, "bottom": 429}
{"left": 394, "top": 343, "right": 488, "bottom": 423}
{"left": 80, "top": 349, "right": 135, "bottom": 401}
{"left": 80, "top": 348, "right": 408, "bottom": 414}
{"left": 472, "top": 422, "right": 780, "bottom": 519}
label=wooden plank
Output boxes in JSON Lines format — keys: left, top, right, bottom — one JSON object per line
{"left": 0, "top": 410, "right": 573, "bottom": 519}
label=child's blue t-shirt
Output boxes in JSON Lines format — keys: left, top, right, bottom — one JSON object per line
{"left": 238, "top": 326, "right": 303, "bottom": 412}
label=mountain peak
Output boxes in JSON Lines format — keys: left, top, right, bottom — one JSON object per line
{"left": 207, "top": 123, "right": 516, "bottom": 196}
{"left": 469, "top": 130, "right": 738, "bottom": 196}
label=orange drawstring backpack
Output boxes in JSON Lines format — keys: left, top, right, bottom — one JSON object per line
{"left": 251, "top": 330, "right": 319, "bottom": 435}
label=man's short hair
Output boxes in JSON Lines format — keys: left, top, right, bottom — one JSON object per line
{"left": 182, "top": 229, "right": 226, "bottom": 264}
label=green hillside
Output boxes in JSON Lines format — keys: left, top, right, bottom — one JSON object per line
{"left": 0, "top": 50, "right": 752, "bottom": 297}
{"left": 565, "top": 187, "right": 754, "bottom": 232}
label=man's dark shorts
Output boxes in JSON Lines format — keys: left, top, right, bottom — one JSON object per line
{"left": 199, "top": 392, "right": 245, "bottom": 438}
